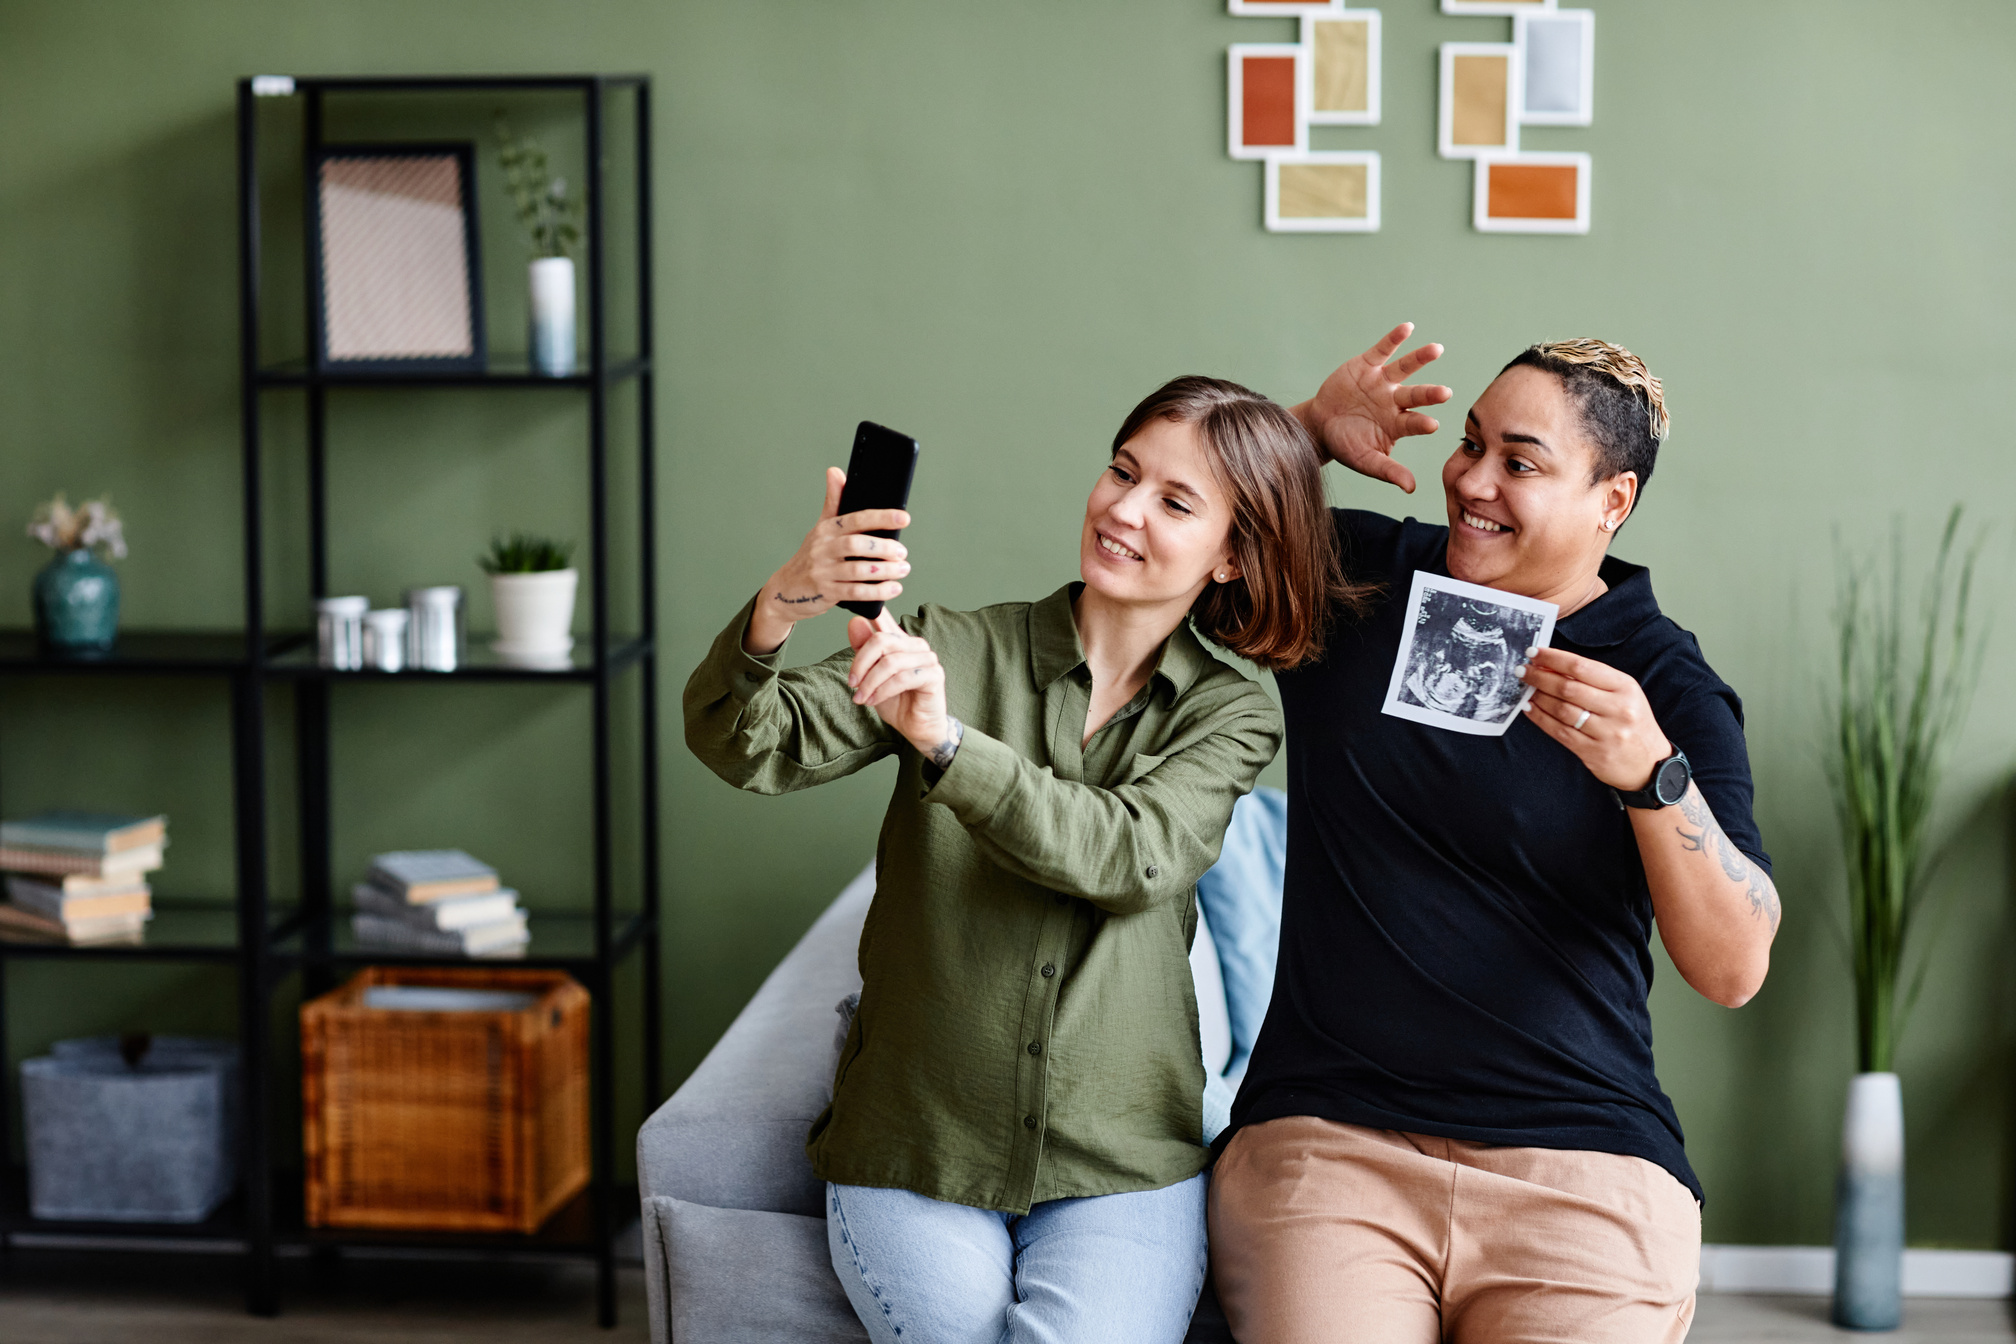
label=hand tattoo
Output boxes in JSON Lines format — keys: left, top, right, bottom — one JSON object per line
{"left": 773, "top": 592, "right": 822, "bottom": 605}
{"left": 1676, "top": 788, "right": 1781, "bottom": 932}
{"left": 927, "top": 717, "right": 964, "bottom": 772}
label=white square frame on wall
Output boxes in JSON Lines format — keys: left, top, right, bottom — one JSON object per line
{"left": 1517, "top": 9, "right": 1594, "bottom": 126}
{"left": 1437, "top": 43, "right": 1522, "bottom": 161}
{"left": 1265, "top": 151, "right": 1381, "bottom": 232}
{"left": 1228, "top": 44, "right": 1309, "bottom": 161}
{"left": 1441, "top": 0, "right": 1553, "bottom": 15}
{"left": 1473, "top": 152, "right": 1591, "bottom": 234}
{"left": 1227, "top": 0, "right": 1343, "bottom": 15}
{"left": 1300, "top": 11, "right": 1381, "bottom": 126}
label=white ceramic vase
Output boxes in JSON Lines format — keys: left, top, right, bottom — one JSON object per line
{"left": 529, "top": 256, "right": 576, "bottom": 376}
{"left": 490, "top": 568, "right": 578, "bottom": 667}
{"left": 1832, "top": 1071, "right": 1904, "bottom": 1331}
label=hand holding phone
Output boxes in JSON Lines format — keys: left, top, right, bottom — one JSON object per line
{"left": 741, "top": 423, "right": 919, "bottom": 656}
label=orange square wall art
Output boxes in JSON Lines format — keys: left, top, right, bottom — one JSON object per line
{"left": 1474, "top": 153, "right": 1590, "bottom": 233}
{"left": 1228, "top": 45, "right": 1307, "bottom": 160}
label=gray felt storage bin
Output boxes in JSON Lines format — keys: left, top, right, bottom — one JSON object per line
{"left": 22, "top": 1035, "right": 239, "bottom": 1222}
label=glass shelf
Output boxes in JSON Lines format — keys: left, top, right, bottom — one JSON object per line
{"left": 261, "top": 634, "right": 649, "bottom": 682}
{"left": 0, "top": 630, "right": 265, "bottom": 676}
{"left": 273, "top": 910, "right": 647, "bottom": 971}
{"left": 254, "top": 354, "right": 648, "bottom": 390}
{"left": 0, "top": 901, "right": 286, "bottom": 962}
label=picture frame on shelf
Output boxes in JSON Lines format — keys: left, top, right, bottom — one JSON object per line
{"left": 308, "top": 143, "right": 486, "bottom": 374}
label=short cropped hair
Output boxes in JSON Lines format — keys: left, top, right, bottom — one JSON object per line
{"left": 1501, "top": 340, "right": 1669, "bottom": 509}
{"left": 1110, "top": 376, "right": 1372, "bottom": 671}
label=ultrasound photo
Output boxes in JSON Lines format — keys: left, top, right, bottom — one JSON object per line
{"left": 1380, "top": 571, "right": 1559, "bottom": 736}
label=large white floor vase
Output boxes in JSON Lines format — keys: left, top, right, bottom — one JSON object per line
{"left": 490, "top": 568, "right": 578, "bottom": 668}
{"left": 1833, "top": 1071, "right": 1904, "bottom": 1330}
{"left": 529, "top": 255, "right": 576, "bottom": 376}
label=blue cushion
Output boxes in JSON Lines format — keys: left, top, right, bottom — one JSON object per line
{"left": 1194, "top": 787, "right": 1286, "bottom": 1082}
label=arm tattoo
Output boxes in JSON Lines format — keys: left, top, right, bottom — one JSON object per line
{"left": 926, "top": 717, "right": 964, "bottom": 772}
{"left": 773, "top": 592, "right": 822, "bottom": 605}
{"left": 1674, "top": 787, "right": 1781, "bottom": 932}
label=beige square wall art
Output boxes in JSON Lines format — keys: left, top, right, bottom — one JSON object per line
{"left": 1438, "top": 43, "right": 1520, "bottom": 159}
{"left": 1266, "top": 152, "right": 1380, "bottom": 232}
{"left": 1303, "top": 12, "right": 1381, "bottom": 125}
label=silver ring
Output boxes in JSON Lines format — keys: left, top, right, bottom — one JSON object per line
{"left": 1573, "top": 709, "right": 1591, "bottom": 731}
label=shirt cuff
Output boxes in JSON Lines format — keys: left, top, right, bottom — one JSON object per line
{"left": 719, "top": 595, "right": 790, "bottom": 704}
{"left": 922, "top": 724, "right": 1016, "bottom": 826}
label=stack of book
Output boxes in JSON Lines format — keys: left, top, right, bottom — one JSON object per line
{"left": 0, "top": 811, "right": 165, "bottom": 945}
{"left": 350, "top": 849, "right": 529, "bottom": 957}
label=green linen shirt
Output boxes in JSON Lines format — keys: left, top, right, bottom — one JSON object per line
{"left": 684, "top": 583, "right": 1282, "bottom": 1214}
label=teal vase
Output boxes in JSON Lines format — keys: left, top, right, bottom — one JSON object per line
{"left": 34, "top": 548, "right": 120, "bottom": 655}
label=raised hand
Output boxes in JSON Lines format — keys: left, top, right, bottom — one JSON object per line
{"left": 743, "top": 468, "right": 911, "bottom": 656}
{"left": 847, "top": 611, "right": 961, "bottom": 768}
{"left": 1292, "top": 322, "right": 1453, "bottom": 494}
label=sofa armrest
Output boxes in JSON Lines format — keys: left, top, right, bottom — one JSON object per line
{"left": 638, "top": 864, "right": 873, "bottom": 1217}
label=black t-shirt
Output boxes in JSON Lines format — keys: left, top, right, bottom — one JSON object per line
{"left": 1221, "top": 510, "right": 1770, "bottom": 1201}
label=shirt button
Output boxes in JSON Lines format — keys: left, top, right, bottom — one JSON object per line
{"left": 1053, "top": 894, "right": 1068, "bottom": 906}
{"left": 1027, "top": 1041, "right": 1042, "bottom": 1056}
{"left": 1040, "top": 964, "right": 1056, "bottom": 978}
{"left": 1023, "top": 1115, "right": 1038, "bottom": 1130}
{"left": 1145, "top": 865, "right": 1159, "bottom": 879}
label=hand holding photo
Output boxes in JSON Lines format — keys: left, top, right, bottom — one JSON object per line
{"left": 1381, "top": 571, "right": 1557, "bottom": 736}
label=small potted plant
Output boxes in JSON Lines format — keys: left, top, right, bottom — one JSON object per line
{"left": 496, "top": 116, "right": 583, "bottom": 376}
{"left": 27, "top": 493, "right": 127, "bottom": 655}
{"left": 480, "top": 532, "right": 578, "bottom": 667}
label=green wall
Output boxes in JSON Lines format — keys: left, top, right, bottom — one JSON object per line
{"left": 1, "top": 0, "right": 2011, "bottom": 1247}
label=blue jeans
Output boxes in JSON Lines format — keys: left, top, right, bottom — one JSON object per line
{"left": 826, "top": 1174, "right": 1209, "bottom": 1344}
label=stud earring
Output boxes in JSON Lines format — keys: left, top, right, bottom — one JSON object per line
{"left": 1601, "top": 520, "right": 1616, "bottom": 532}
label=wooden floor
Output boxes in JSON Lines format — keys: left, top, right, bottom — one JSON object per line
{"left": 0, "top": 1246, "right": 650, "bottom": 1343}
{"left": 1692, "top": 1295, "right": 2015, "bottom": 1342}
{"left": 0, "top": 1248, "right": 2008, "bottom": 1342}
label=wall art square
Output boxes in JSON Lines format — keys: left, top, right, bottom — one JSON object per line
{"left": 1518, "top": 9, "right": 1594, "bottom": 126}
{"left": 1302, "top": 11, "right": 1381, "bottom": 125}
{"left": 1265, "top": 152, "right": 1380, "bottom": 232}
{"left": 1438, "top": 44, "right": 1522, "bottom": 160}
{"left": 1228, "top": 45, "right": 1309, "bottom": 160}
{"left": 1474, "top": 152, "right": 1591, "bottom": 233}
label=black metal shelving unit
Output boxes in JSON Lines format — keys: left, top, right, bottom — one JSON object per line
{"left": 0, "top": 75, "right": 657, "bottom": 1329}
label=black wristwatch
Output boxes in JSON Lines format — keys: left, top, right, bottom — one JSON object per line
{"left": 1617, "top": 748, "right": 1690, "bottom": 810}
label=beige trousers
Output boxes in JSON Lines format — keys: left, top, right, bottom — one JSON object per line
{"left": 1209, "top": 1117, "right": 1700, "bottom": 1344}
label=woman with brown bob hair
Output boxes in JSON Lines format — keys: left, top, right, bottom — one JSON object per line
{"left": 686, "top": 375, "right": 1344, "bottom": 1343}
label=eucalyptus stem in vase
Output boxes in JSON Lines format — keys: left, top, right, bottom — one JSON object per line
{"left": 1824, "top": 504, "right": 1986, "bottom": 1330}
{"left": 496, "top": 115, "right": 584, "bottom": 376}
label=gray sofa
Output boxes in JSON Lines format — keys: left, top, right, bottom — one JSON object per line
{"left": 638, "top": 864, "right": 1241, "bottom": 1343}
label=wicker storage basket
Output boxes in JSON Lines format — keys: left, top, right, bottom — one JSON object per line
{"left": 301, "top": 966, "right": 589, "bottom": 1232}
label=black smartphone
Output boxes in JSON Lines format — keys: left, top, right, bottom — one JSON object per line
{"left": 834, "top": 420, "right": 920, "bottom": 619}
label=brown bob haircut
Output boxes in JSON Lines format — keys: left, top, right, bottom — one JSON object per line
{"left": 1110, "top": 376, "right": 1372, "bottom": 671}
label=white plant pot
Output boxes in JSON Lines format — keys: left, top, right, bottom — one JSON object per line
{"left": 490, "top": 569, "right": 578, "bottom": 667}
{"left": 529, "top": 256, "right": 576, "bottom": 376}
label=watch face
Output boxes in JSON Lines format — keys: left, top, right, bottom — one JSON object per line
{"left": 1656, "top": 755, "right": 1690, "bottom": 805}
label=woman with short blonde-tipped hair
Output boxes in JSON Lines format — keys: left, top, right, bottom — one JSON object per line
{"left": 1207, "top": 329, "right": 1778, "bottom": 1344}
